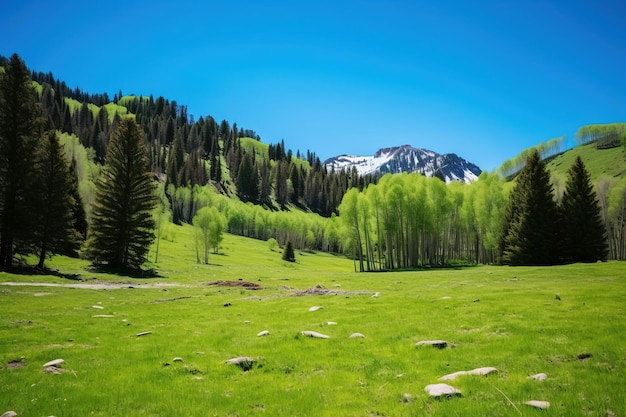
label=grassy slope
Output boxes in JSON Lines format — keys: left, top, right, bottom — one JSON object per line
{"left": 1, "top": 225, "right": 625, "bottom": 416}
{"left": 546, "top": 142, "right": 626, "bottom": 182}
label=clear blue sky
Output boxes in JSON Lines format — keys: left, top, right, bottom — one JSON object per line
{"left": 2, "top": 0, "right": 625, "bottom": 171}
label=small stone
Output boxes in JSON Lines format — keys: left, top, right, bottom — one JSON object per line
{"left": 309, "top": 306, "right": 324, "bottom": 312}
{"left": 441, "top": 367, "right": 497, "bottom": 380}
{"left": 402, "top": 393, "right": 413, "bottom": 403}
{"left": 424, "top": 383, "right": 461, "bottom": 398}
{"left": 440, "top": 371, "right": 467, "bottom": 381}
{"left": 1, "top": 411, "right": 18, "bottom": 417}
{"left": 301, "top": 330, "right": 330, "bottom": 339}
{"left": 91, "top": 305, "right": 104, "bottom": 309}
{"left": 43, "top": 359, "right": 64, "bottom": 368}
{"left": 326, "top": 321, "right": 337, "bottom": 325}
{"left": 173, "top": 357, "right": 183, "bottom": 363}
{"left": 225, "top": 356, "right": 257, "bottom": 371}
{"left": 334, "top": 284, "right": 341, "bottom": 287}
{"left": 529, "top": 373, "right": 548, "bottom": 381}
{"left": 349, "top": 333, "right": 365, "bottom": 338}
{"left": 524, "top": 400, "right": 550, "bottom": 409}
{"left": 92, "top": 314, "right": 114, "bottom": 318}
{"left": 257, "top": 330, "right": 270, "bottom": 337}
{"left": 244, "top": 320, "right": 251, "bottom": 324}
{"left": 473, "top": 298, "right": 480, "bottom": 302}
{"left": 372, "top": 292, "right": 380, "bottom": 298}
{"left": 416, "top": 340, "right": 447, "bottom": 349}
{"left": 136, "top": 331, "right": 152, "bottom": 337}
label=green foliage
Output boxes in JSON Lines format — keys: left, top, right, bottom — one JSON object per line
{"left": 30, "top": 131, "right": 76, "bottom": 267}
{"left": 496, "top": 136, "right": 566, "bottom": 178}
{"left": 282, "top": 240, "right": 295, "bottom": 262}
{"left": 501, "top": 150, "right": 559, "bottom": 265}
{"left": 559, "top": 157, "right": 608, "bottom": 262}
{"left": 0, "top": 53, "right": 42, "bottom": 267}
{"left": 192, "top": 206, "right": 226, "bottom": 264}
{"left": 267, "top": 237, "right": 278, "bottom": 251}
{"left": 575, "top": 122, "right": 626, "bottom": 148}
{"left": 85, "top": 119, "right": 157, "bottom": 269}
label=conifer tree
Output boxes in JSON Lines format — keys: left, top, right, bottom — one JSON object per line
{"left": 282, "top": 241, "right": 295, "bottom": 262}
{"left": 559, "top": 157, "right": 607, "bottom": 262}
{"left": 237, "top": 153, "right": 259, "bottom": 202}
{"left": 32, "top": 131, "right": 74, "bottom": 267}
{"left": 0, "top": 53, "right": 41, "bottom": 268}
{"left": 85, "top": 118, "right": 156, "bottom": 269}
{"left": 501, "top": 150, "right": 558, "bottom": 265}
{"left": 63, "top": 158, "right": 88, "bottom": 256}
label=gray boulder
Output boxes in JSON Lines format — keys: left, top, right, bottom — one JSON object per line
{"left": 524, "top": 400, "right": 550, "bottom": 409}
{"left": 424, "top": 383, "right": 461, "bottom": 398}
{"left": 416, "top": 340, "right": 447, "bottom": 349}
{"left": 301, "top": 331, "right": 330, "bottom": 339}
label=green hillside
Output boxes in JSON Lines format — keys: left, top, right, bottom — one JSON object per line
{"left": 546, "top": 142, "right": 626, "bottom": 182}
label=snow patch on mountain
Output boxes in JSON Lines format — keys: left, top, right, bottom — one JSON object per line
{"left": 324, "top": 145, "right": 481, "bottom": 183}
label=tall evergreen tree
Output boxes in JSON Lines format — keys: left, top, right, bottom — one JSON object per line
{"left": 85, "top": 118, "right": 157, "bottom": 269}
{"left": 282, "top": 241, "right": 295, "bottom": 262}
{"left": 559, "top": 156, "right": 608, "bottom": 262}
{"left": 64, "top": 158, "right": 88, "bottom": 256}
{"left": 0, "top": 53, "right": 41, "bottom": 268}
{"left": 31, "top": 131, "right": 74, "bottom": 267}
{"left": 501, "top": 150, "right": 558, "bottom": 265}
{"left": 237, "top": 153, "right": 259, "bottom": 202}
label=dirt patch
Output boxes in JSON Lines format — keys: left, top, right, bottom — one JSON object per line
{"left": 0, "top": 281, "right": 182, "bottom": 290}
{"left": 7, "top": 359, "right": 25, "bottom": 369}
{"left": 291, "top": 284, "right": 373, "bottom": 297}
{"left": 204, "top": 280, "right": 263, "bottom": 290}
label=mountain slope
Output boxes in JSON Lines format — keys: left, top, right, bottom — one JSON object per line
{"left": 545, "top": 142, "right": 626, "bottom": 182}
{"left": 324, "top": 145, "right": 482, "bottom": 183}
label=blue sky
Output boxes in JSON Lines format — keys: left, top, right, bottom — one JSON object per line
{"left": 2, "top": 0, "right": 625, "bottom": 171}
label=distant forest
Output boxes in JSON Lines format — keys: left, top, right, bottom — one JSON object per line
{"left": 1, "top": 53, "right": 626, "bottom": 270}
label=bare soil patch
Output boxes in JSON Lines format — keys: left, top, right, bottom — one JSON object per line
{"left": 204, "top": 280, "right": 263, "bottom": 290}
{"left": 291, "top": 284, "right": 373, "bottom": 297}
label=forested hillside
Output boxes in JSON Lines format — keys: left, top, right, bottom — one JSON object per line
{"left": 1, "top": 53, "right": 626, "bottom": 271}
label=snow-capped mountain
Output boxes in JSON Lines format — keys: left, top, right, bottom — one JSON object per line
{"left": 323, "top": 145, "right": 482, "bottom": 183}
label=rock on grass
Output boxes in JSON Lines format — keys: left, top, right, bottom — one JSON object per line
{"left": 43, "top": 359, "right": 64, "bottom": 368}
{"left": 225, "top": 356, "right": 257, "bottom": 371}
{"left": 416, "top": 340, "right": 447, "bottom": 349}
{"left": 424, "top": 383, "right": 462, "bottom": 398}
{"left": 440, "top": 367, "right": 497, "bottom": 381}
{"left": 301, "top": 330, "right": 330, "bottom": 339}
{"left": 524, "top": 400, "right": 550, "bottom": 409}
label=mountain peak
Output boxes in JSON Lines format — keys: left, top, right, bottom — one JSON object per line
{"left": 324, "top": 145, "right": 481, "bottom": 183}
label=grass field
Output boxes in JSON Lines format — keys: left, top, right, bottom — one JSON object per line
{"left": 1, "top": 224, "right": 625, "bottom": 416}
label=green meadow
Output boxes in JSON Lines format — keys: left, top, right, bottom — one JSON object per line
{"left": 1, "top": 224, "right": 625, "bottom": 416}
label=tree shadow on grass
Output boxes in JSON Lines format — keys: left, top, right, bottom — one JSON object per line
{"left": 1, "top": 264, "right": 82, "bottom": 280}
{"left": 86, "top": 264, "right": 164, "bottom": 279}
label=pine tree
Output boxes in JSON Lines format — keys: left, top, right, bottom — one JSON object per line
{"left": 282, "top": 241, "right": 295, "bottom": 262}
{"left": 0, "top": 53, "right": 42, "bottom": 268}
{"left": 32, "top": 131, "right": 74, "bottom": 267}
{"left": 501, "top": 150, "right": 559, "bottom": 265}
{"left": 60, "top": 158, "right": 88, "bottom": 257}
{"left": 85, "top": 118, "right": 157, "bottom": 269}
{"left": 559, "top": 157, "right": 608, "bottom": 262}
{"left": 237, "top": 153, "right": 259, "bottom": 202}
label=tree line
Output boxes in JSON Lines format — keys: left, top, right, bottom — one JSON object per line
{"left": 2, "top": 53, "right": 625, "bottom": 272}
{"left": 338, "top": 149, "right": 618, "bottom": 271}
